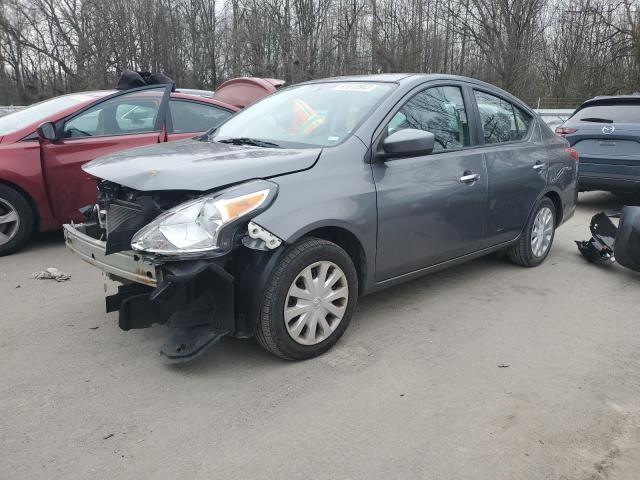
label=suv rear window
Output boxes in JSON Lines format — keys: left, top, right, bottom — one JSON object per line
{"left": 568, "top": 104, "right": 640, "bottom": 124}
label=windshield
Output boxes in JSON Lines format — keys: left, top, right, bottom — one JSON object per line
{"left": 0, "top": 93, "right": 101, "bottom": 136}
{"left": 568, "top": 104, "right": 640, "bottom": 125}
{"left": 208, "top": 82, "right": 394, "bottom": 148}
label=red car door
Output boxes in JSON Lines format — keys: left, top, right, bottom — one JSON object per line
{"left": 166, "top": 99, "right": 234, "bottom": 141}
{"left": 39, "top": 85, "right": 171, "bottom": 222}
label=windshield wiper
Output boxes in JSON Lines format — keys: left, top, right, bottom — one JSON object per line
{"left": 580, "top": 117, "right": 613, "bottom": 123}
{"left": 218, "top": 137, "right": 282, "bottom": 148}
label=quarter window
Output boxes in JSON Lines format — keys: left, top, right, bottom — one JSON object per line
{"left": 169, "top": 101, "right": 232, "bottom": 133}
{"left": 388, "top": 86, "right": 470, "bottom": 152}
{"left": 474, "top": 90, "right": 532, "bottom": 144}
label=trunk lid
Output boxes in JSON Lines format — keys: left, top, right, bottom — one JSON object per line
{"left": 567, "top": 123, "right": 640, "bottom": 167}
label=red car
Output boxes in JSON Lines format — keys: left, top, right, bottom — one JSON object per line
{"left": 0, "top": 78, "right": 279, "bottom": 255}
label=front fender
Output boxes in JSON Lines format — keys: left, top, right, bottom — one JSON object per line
{"left": 252, "top": 140, "right": 378, "bottom": 292}
{"left": 0, "top": 141, "right": 58, "bottom": 231}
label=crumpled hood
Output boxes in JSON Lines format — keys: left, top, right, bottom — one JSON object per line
{"left": 82, "top": 138, "right": 321, "bottom": 191}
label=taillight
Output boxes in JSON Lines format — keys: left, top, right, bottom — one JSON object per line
{"left": 555, "top": 127, "right": 577, "bottom": 136}
{"left": 565, "top": 147, "right": 579, "bottom": 162}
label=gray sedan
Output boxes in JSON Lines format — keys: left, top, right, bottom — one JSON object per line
{"left": 64, "top": 74, "right": 578, "bottom": 362}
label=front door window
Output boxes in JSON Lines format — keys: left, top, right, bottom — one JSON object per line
{"left": 63, "top": 88, "right": 166, "bottom": 138}
{"left": 388, "top": 86, "right": 470, "bottom": 152}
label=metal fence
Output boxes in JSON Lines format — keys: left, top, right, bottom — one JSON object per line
{"left": 523, "top": 98, "right": 585, "bottom": 109}
{"left": 533, "top": 108, "right": 574, "bottom": 129}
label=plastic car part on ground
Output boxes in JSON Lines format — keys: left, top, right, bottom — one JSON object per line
{"left": 33, "top": 267, "right": 71, "bottom": 282}
{"left": 575, "top": 212, "right": 617, "bottom": 263}
{"left": 576, "top": 206, "right": 640, "bottom": 272}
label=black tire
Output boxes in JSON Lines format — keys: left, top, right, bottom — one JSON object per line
{"left": 255, "top": 237, "right": 359, "bottom": 360}
{"left": 0, "top": 185, "right": 35, "bottom": 256}
{"left": 507, "top": 197, "right": 556, "bottom": 267}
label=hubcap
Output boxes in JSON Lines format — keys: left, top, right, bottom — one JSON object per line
{"left": 0, "top": 198, "right": 20, "bottom": 246}
{"left": 531, "top": 206, "right": 554, "bottom": 257}
{"left": 284, "top": 261, "right": 349, "bottom": 346}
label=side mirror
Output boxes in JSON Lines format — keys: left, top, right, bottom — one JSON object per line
{"left": 379, "top": 128, "right": 434, "bottom": 160}
{"left": 36, "top": 122, "right": 58, "bottom": 142}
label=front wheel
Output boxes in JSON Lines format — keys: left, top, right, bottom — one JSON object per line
{"left": 507, "top": 197, "right": 556, "bottom": 267}
{"left": 0, "top": 185, "right": 35, "bottom": 256}
{"left": 255, "top": 237, "right": 358, "bottom": 360}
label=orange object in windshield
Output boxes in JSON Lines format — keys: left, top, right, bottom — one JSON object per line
{"left": 291, "top": 99, "right": 323, "bottom": 135}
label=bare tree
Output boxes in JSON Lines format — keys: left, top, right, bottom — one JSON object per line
{"left": 0, "top": 0, "right": 639, "bottom": 105}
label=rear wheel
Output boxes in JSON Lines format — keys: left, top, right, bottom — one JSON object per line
{"left": 507, "top": 197, "right": 556, "bottom": 267}
{"left": 0, "top": 185, "right": 35, "bottom": 256}
{"left": 255, "top": 237, "right": 358, "bottom": 360}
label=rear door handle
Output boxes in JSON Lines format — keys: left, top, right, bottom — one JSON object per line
{"left": 459, "top": 172, "right": 480, "bottom": 184}
{"left": 533, "top": 162, "right": 545, "bottom": 171}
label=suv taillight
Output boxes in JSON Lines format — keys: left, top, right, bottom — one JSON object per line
{"left": 565, "top": 147, "right": 579, "bottom": 162}
{"left": 555, "top": 127, "right": 577, "bottom": 136}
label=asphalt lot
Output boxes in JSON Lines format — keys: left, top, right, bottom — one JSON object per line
{"left": 2, "top": 191, "right": 640, "bottom": 480}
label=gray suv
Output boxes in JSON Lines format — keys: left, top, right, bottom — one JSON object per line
{"left": 64, "top": 74, "right": 578, "bottom": 362}
{"left": 557, "top": 95, "right": 640, "bottom": 193}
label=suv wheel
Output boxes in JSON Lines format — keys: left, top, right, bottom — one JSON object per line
{"left": 255, "top": 237, "right": 358, "bottom": 360}
{"left": 0, "top": 185, "right": 35, "bottom": 256}
{"left": 507, "top": 197, "right": 556, "bottom": 267}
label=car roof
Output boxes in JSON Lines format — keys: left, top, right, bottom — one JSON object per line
{"left": 175, "top": 88, "right": 214, "bottom": 98}
{"left": 75, "top": 90, "right": 114, "bottom": 96}
{"left": 83, "top": 88, "right": 239, "bottom": 111}
{"left": 304, "top": 73, "right": 418, "bottom": 83}
{"left": 300, "top": 73, "right": 500, "bottom": 85}
{"left": 578, "top": 94, "right": 640, "bottom": 110}
{"left": 298, "top": 73, "right": 517, "bottom": 92}
{"left": 588, "top": 94, "right": 640, "bottom": 101}
{"left": 298, "top": 73, "right": 534, "bottom": 113}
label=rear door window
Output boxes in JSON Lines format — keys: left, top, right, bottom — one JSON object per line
{"left": 568, "top": 104, "right": 640, "bottom": 124}
{"left": 474, "top": 90, "right": 532, "bottom": 144}
{"left": 169, "top": 100, "right": 232, "bottom": 133}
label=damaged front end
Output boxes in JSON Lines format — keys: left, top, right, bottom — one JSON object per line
{"left": 64, "top": 179, "right": 284, "bottom": 362}
{"left": 576, "top": 206, "right": 640, "bottom": 272}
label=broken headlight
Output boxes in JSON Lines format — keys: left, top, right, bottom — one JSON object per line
{"left": 131, "top": 180, "right": 278, "bottom": 256}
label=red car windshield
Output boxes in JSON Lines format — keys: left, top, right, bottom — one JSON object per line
{"left": 0, "top": 93, "right": 105, "bottom": 136}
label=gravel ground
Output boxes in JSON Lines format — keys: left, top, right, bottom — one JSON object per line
{"left": 1, "top": 191, "right": 639, "bottom": 480}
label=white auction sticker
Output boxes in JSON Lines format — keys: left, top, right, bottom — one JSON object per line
{"left": 333, "top": 83, "right": 378, "bottom": 92}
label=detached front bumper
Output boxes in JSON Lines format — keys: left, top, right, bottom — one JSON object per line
{"left": 63, "top": 223, "right": 158, "bottom": 286}
{"left": 63, "top": 222, "right": 236, "bottom": 362}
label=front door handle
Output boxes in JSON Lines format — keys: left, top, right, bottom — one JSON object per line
{"left": 460, "top": 171, "right": 480, "bottom": 184}
{"left": 533, "top": 161, "right": 545, "bottom": 171}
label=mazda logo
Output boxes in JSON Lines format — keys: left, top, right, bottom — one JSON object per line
{"left": 602, "top": 125, "right": 615, "bottom": 134}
